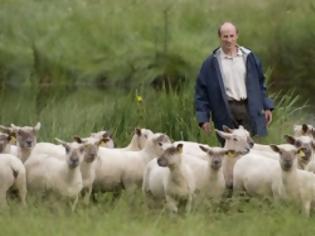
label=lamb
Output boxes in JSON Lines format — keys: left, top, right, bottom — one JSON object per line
{"left": 143, "top": 126, "right": 251, "bottom": 203}
{"left": 196, "top": 146, "right": 227, "bottom": 198}
{"left": 30, "top": 136, "right": 106, "bottom": 204}
{"left": 73, "top": 136, "right": 107, "bottom": 204}
{"left": 143, "top": 143, "right": 195, "bottom": 213}
{"left": 250, "top": 135, "right": 315, "bottom": 170}
{"left": 215, "top": 125, "right": 254, "bottom": 190}
{"left": 25, "top": 140, "right": 85, "bottom": 211}
{"left": 0, "top": 122, "right": 41, "bottom": 162}
{"left": 233, "top": 142, "right": 311, "bottom": 200}
{"left": 233, "top": 149, "right": 282, "bottom": 199}
{"left": 270, "top": 144, "right": 315, "bottom": 217}
{"left": 93, "top": 132, "right": 171, "bottom": 194}
{"left": 0, "top": 154, "right": 27, "bottom": 207}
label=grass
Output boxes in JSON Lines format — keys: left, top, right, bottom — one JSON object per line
{"left": 1, "top": 192, "right": 315, "bottom": 236}
{"left": 0, "top": 84, "right": 312, "bottom": 235}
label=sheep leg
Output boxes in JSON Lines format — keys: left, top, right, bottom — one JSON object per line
{"left": 71, "top": 195, "right": 79, "bottom": 212}
{"left": 0, "top": 190, "right": 8, "bottom": 208}
{"left": 185, "top": 194, "right": 192, "bottom": 213}
{"left": 303, "top": 200, "right": 311, "bottom": 217}
{"left": 16, "top": 176, "right": 27, "bottom": 206}
{"left": 165, "top": 195, "right": 178, "bottom": 214}
{"left": 83, "top": 186, "right": 92, "bottom": 205}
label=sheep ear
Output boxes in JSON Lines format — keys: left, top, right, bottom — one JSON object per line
{"left": 156, "top": 134, "right": 171, "bottom": 144}
{"left": 225, "top": 150, "right": 236, "bottom": 158}
{"left": 296, "top": 148, "right": 306, "bottom": 158}
{"left": 199, "top": 145, "right": 208, "bottom": 153}
{"left": 302, "top": 124, "right": 309, "bottom": 134}
{"left": 6, "top": 134, "right": 12, "bottom": 142}
{"left": 176, "top": 143, "right": 183, "bottom": 153}
{"left": 55, "top": 138, "right": 66, "bottom": 145}
{"left": 0, "top": 126, "right": 15, "bottom": 136}
{"left": 34, "top": 122, "right": 41, "bottom": 132}
{"left": 10, "top": 124, "right": 19, "bottom": 132}
{"left": 238, "top": 125, "right": 245, "bottom": 130}
{"left": 98, "top": 137, "right": 110, "bottom": 146}
{"left": 73, "top": 136, "right": 83, "bottom": 143}
{"left": 270, "top": 145, "right": 281, "bottom": 153}
{"left": 135, "top": 128, "right": 141, "bottom": 136}
{"left": 222, "top": 125, "right": 233, "bottom": 133}
{"left": 284, "top": 135, "right": 296, "bottom": 145}
{"left": 215, "top": 129, "right": 232, "bottom": 140}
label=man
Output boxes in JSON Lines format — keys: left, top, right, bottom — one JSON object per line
{"left": 195, "top": 22, "right": 274, "bottom": 144}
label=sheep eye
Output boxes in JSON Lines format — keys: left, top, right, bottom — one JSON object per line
{"left": 158, "top": 142, "right": 163, "bottom": 146}
{"left": 233, "top": 138, "right": 238, "bottom": 141}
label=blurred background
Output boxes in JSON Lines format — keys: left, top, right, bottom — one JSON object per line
{"left": 0, "top": 0, "right": 314, "bottom": 145}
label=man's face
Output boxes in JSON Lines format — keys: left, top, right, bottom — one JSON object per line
{"left": 219, "top": 24, "right": 238, "bottom": 53}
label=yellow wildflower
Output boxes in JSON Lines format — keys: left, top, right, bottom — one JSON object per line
{"left": 136, "top": 95, "right": 143, "bottom": 103}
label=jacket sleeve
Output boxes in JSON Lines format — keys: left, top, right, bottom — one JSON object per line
{"left": 254, "top": 55, "right": 274, "bottom": 111}
{"left": 195, "top": 60, "right": 211, "bottom": 125}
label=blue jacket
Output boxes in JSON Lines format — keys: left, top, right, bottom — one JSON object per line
{"left": 195, "top": 47, "right": 274, "bottom": 136}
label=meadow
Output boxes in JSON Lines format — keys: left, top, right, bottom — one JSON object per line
{"left": 0, "top": 84, "right": 313, "bottom": 236}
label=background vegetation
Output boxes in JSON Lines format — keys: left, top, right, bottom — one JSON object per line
{"left": 1, "top": 0, "right": 315, "bottom": 235}
{"left": 1, "top": 0, "right": 315, "bottom": 103}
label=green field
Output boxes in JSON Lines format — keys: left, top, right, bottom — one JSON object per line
{"left": 0, "top": 85, "right": 313, "bottom": 235}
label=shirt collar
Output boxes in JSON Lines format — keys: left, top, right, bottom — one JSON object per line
{"left": 219, "top": 46, "right": 243, "bottom": 59}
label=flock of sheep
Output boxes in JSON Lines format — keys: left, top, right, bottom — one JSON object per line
{"left": 0, "top": 122, "right": 315, "bottom": 216}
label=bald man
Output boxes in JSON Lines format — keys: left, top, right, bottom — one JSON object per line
{"left": 195, "top": 22, "right": 274, "bottom": 145}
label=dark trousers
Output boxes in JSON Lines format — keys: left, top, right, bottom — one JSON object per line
{"left": 228, "top": 99, "right": 252, "bottom": 133}
{"left": 217, "top": 99, "right": 252, "bottom": 147}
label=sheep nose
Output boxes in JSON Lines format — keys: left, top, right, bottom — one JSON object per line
{"left": 26, "top": 140, "right": 33, "bottom": 146}
{"left": 214, "top": 160, "right": 220, "bottom": 165}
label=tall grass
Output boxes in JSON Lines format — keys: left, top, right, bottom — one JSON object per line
{"left": 0, "top": 82, "right": 311, "bottom": 235}
{"left": 1, "top": 0, "right": 315, "bottom": 102}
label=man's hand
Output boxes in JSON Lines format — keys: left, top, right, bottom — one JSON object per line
{"left": 264, "top": 110, "right": 273, "bottom": 126}
{"left": 201, "top": 122, "right": 212, "bottom": 133}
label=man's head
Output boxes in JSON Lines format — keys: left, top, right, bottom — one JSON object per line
{"left": 217, "top": 22, "right": 239, "bottom": 54}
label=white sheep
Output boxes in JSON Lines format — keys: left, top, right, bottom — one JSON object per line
{"left": 270, "top": 144, "right": 315, "bottom": 217}
{"left": 250, "top": 135, "right": 315, "bottom": 170}
{"left": 0, "top": 154, "right": 27, "bottom": 207}
{"left": 215, "top": 125, "right": 254, "bottom": 190}
{"left": 0, "top": 123, "right": 41, "bottom": 162}
{"left": 25, "top": 140, "right": 84, "bottom": 211}
{"left": 30, "top": 136, "right": 105, "bottom": 204}
{"left": 93, "top": 132, "right": 171, "bottom": 194}
{"left": 196, "top": 146, "right": 227, "bottom": 198}
{"left": 73, "top": 136, "right": 106, "bottom": 204}
{"left": 143, "top": 143, "right": 195, "bottom": 213}
{"left": 233, "top": 143, "right": 311, "bottom": 200}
